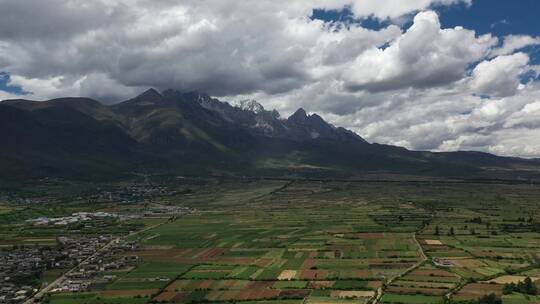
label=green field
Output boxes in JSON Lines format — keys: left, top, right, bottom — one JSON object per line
{"left": 4, "top": 179, "right": 540, "bottom": 304}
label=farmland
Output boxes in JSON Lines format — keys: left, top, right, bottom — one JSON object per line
{"left": 2, "top": 178, "right": 540, "bottom": 303}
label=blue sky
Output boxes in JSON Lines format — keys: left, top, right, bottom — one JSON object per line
{"left": 439, "top": 0, "right": 540, "bottom": 37}
{"left": 312, "top": 0, "right": 540, "bottom": 64}
{"left": 440, "top": 0, "right": 540, "bottom": 65}
{"left": 0, "top": 72, "right": 26, "bottom": 95}
{"left": 311, "top": 0, "right": 540, "bottom": 36}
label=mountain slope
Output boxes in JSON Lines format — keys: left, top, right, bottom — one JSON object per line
{"left": 1, "top": 89, "right": 539, "bottom": 181}
{"left": 0, "top": 102, "right": 137, "bottom": 180}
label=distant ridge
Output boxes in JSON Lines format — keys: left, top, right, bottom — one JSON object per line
{"left": 1, "top": 89, "right": 540, "bottom": 181}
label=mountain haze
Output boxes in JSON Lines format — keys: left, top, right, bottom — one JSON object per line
{"left": 2, "top": 89, "right": 539, "bottom": 181}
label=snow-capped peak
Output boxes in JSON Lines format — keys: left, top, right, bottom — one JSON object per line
{"left": 237, "top": 99, "right": 265, "bottom": 114}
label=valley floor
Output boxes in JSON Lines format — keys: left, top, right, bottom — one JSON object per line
{"left": 2, "top": 178, "right": 540, "bottom": 304}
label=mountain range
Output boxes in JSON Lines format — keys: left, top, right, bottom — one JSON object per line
{"left": 2, "top": 89, "right": 540, "bottom": 181}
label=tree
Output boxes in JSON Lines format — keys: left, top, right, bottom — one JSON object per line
{"left": 503, "top": 282, "right": 516, "bottom": 295}
{"left": 469, "top": 217, "right": 482, "bottom": 224}
{"left": 518, "top": 277, "right": 537, "bottom": 294}
{"left": 503, "top": 277, "right": 537, "bottom": 295}
{"left": 478, "top": 293, "right": 502, "bottom": 304}
{"left": 533, "top": 222, "right": 540, "bottom": 233}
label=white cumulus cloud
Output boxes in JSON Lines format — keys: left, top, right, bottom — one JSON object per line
{"left": 470, "top": 52, "right": 530, "bottom": 97}
{"left": 343, "top": 11, "right": 496, "bottom": 92}
{"left": 491, "top": 34, "right": 540, "bottom": 57}
{"left": 349, "top": 0, "right": 471, "bottom": 20}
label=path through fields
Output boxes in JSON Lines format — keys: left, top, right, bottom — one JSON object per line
{"left": 372, "top": 232, "right": 428, "bottom": 304}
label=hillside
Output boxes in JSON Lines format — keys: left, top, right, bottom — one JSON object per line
{"left": 2, "top": 89, "right": 540, "bottom": 181}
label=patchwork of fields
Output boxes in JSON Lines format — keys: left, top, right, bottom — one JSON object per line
{"left": 20, "top": 179, "right": 540, "bottom": 304}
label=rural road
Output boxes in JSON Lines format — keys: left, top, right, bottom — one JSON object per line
{"left": 24, "top": 220, "right": 167, "bottom": 304}
{"left": 23, "top": 237, "right": 120, "bottom": 304}
{"left": 372, "top": 232, "right": 428, "bottom": 304}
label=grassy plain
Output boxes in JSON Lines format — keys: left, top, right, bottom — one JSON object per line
{"left": 3, "top": 178, "right": 540, "bottom": 303}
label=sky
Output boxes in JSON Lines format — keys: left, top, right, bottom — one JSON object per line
{"left": 1, "top": 0, "right": 540, "bottom": 157}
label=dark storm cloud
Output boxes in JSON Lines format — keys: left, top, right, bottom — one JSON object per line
{"left": 0, "top": 0, "right": 128, "bottom": 41}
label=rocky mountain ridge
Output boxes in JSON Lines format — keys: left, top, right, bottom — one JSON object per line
{"left": 1, "top": 88, "right": 539, "bottom": 181}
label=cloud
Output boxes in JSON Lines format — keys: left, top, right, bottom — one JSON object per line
{"left": 349, "top": 0, "right": 471, "bottom": 20}
{"left": 0, "top": 90, "right": 19, "bottom": 101}
{"left": 469, "top": 52, "right": 530, "bottom": 97}
{"left": 490, "top": 35, "right": 540, "bottom": 57}
{"left": 78, "top": 73, "right": 146, "bottom": 103}
{"left": 343, "top": 11, "right": 496, "bottom": 92}
{"left": 1, "top": 72, "right": 143, "bottom": 103}
{"left": 0, "top": 0, "right": 129, "bottom": 41}
{"left": 0, "top": 0, "right": 357, "bottom": 97}
{"left": 0, "top": 0, "right": 476, "bottom": 100}
{"left": 6, "top": 75, "right": 77, "bottom": 100}
{"left": 317, "top": 85, "right": 540, "bottom": 158}
{"left": 490, "top": 19, "right": 509, "bottom": 29}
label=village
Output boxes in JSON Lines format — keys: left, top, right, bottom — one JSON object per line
{"left": 2, "top": 181, "right": 182, "bottom": 207}
{"left": 0, "top": 236, "right": 140, "bottom": 304}
{"left": 88, "top": 184, "right": 180, "bottom": 204}
{"left": 0, "top": 177, "right": 200, "bottom": 304}
{"left": 25, "top": 212, "right": 117, "bottom": 226}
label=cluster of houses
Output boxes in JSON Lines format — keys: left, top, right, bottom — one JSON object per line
{"left": 89, "top": 184, "right": 178, "bottom": 203}
{"left": 114, "top": 204, "right": 194, "bottom": 222}
{"left": 25, "top": 212, "right": 117, "bottom": 226}
{"left": 0, "top": 284, "right": 34, "bottom": 304}
{"left": 0, "top": 181, "right": 192, "bottom": 303}
{"left": 0, "top": 236, "right": 138, "bottom": 303}
{"left": 56, "top": 236, "right": 114, "bottom": 265}
{"left": 50, "top": 237, "right": 139, "bottom": 293}
{"left": 432, "top": 257, "right": 454, "bottom": 267}
{"left": 0, "top": 247, "right": 63, "bottom": 303}
{"left": 142, "top": 205, "right": 193, "bottom": 218}
{"left": 23, "top": 206, "right": 191, "bottom": 228}
{"left": 1, "top": 195, "right": 59, "bottom": 206}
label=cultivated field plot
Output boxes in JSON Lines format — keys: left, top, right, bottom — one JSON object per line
{"left": 384, "top": 265, "right": 461, "bottom": 303}
{"left": 27, "top": 180, "right": 540, "bottom": 304}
